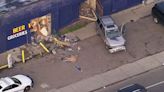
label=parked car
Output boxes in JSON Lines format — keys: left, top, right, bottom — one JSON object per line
{"left": 117, "top": 84, "right": 147, "bottom": 92}
{"left": 0, "top": 74, "right": 33, "bottom": 92}
{"left": 152, "top": 1, "right": 164, "bottom": 24}
{"left": 96, "top": 15, "right": 126, "bottom": 53}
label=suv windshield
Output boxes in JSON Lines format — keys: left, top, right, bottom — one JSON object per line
{"left": 107, "top": 25, "right": 115, "bottom": 28}
{"left": 106, "top": 29, "right": 121, "bottom": 39}
{"left": 11, "top": 77, "right": 21, "bottom": 85}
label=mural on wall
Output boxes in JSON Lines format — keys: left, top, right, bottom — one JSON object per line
{"left": 29, "top": 14, "right": 51, "bottom": 41}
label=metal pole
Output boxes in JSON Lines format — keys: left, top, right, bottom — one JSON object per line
{"left": 22, "top": 50, "right": 25, "bottom": 63}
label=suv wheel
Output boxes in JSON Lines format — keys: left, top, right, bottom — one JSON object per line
{"left": 153, "top": 17, "right": 159, "bottom": 23}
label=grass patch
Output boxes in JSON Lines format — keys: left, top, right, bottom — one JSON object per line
{"left": 60, "top": 21, "right": 89, "bottom": 35}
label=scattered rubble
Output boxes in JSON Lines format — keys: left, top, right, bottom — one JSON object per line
{"left": 4, "top": 34, "right": 82, "bottom": 70}
{"left": 80, "top": 1, "right": 97, "bottom": 21}
{"left": 3, "top": 33, "right": 83, "bottom": 71}
{"left": 80, "top": 1, "right": 95, "bottom": 18}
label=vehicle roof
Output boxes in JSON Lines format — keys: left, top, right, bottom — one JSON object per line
{"left": 0, "top": 77, "right": 14, "bottom": 88}
{"left": 118, "top": 84, "right": 146, "bottom": 92}
{"left": 156, "top": 1, "right": 164, "bottom": 13}
{"left": 100, "top": 16, "right": 114, "bottom": 26}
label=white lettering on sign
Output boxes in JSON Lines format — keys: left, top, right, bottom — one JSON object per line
{"left": 7, "top": 30, "right": 28, "bottom": 40}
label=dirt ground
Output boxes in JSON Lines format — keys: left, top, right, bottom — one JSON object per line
{"left": 0, "top": 16, "right": 164, "bottom": 92}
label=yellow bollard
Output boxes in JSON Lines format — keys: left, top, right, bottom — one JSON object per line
{"left": 39, "top": 42, "right": 50, "bottom": 53}
{"left": 22, "top": 50, "right": 25, "bottom": 63}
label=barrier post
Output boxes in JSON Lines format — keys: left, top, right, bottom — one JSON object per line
{"left": 22, "top": 50, "right": 25, "bottom": 63}
{"left": 39, "top": 42, "right": 50, "bottom": 53}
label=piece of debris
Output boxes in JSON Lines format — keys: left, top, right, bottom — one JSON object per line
{"left": 53, "top": 37, "right": 71, "bottom": 48}
{"left": 63, "top": 55, "right": 78, "bottom": 63}
{"left": 52, "top": 49, "right": 57, "bottom": 55}
{"left": 77, "top": 46, "right": 81, "bottom": 52}
{"left": 40, "top": 83, "right": 50, "bottom": 89}
{"left": 75, "top": 65, "right": 82, "bottom": 72}
{"left": 67, "top": 48, "right": 73, "bottom": 52}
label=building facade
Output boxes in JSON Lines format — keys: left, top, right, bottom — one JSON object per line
{"left": 0, "top": 0, "right": 84, "bottom": 53}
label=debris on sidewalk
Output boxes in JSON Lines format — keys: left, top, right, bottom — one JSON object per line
{"left": 53, "top": 37, "right": 71, "bottom": 48}
{"left": 40, "top": 83, "right": 50, "bottom": 89}
{"left": 52, "top": 49, "right": 57, "bottom": 55}
{"left": 2, "top": 34, "right": 82, "bottom": 68}
{"left": 77, "top": 46, "right": 81, "bottom": 52}
{"left": 62, "top": 55, "right": 78, "bottom": 63}
{"left": 75, "top": 65, "right": 83, "bottom": 72}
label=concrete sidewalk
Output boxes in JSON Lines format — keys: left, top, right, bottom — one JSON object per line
{"left": 67, "top": 22, "right": 97, "bottom": 41}
{"left": 111, "top": 2, "right": 154, "bottom": 25}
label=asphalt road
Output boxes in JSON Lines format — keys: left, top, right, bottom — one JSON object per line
{"left": 147, "top": 83, "right": 164, "bottom": 92}
{"left": 94, "top": 66, "right": 164, "bottom": 92}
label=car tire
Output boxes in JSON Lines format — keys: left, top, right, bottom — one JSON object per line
{"left": 153, "top": 17, "right": 159, "bottom": 23}
{"left": 24, "top": 86, "right": 31, "bottom": 92}
{"left": 105, "top": 45, "right": 111, "bottom": 49}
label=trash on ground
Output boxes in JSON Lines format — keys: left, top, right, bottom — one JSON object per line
{"left": 75, "top": 65, "right": 82, "bottom": 72}
{"left": 5, "top": 34, "right": 81, "bottom": 66}
{"left": 62, "top": 55, "right": 78, "bottom": 63}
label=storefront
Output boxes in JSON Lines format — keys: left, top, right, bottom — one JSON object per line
{"left": 96, "top": 0, "right": 143, "bottom": 16}
{"left": 0, "top": 0, "right": 84, "bottom": 53}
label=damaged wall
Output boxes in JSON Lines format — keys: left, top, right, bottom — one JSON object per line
{"left": 86, "top": 0, "right": 97, "bottom": 10}
{"left": 0, "top": 0, "right": 84, "bottom": 54}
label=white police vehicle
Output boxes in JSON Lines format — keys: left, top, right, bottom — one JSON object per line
{"left": 0, "top": 74, "right": 33, "bottom": 92}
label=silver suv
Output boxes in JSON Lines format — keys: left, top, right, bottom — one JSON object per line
{"left": 96, "top": 16, "right": 126, "bottom": 53}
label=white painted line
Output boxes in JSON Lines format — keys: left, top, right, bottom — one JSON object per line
{"left": 146, "top": 80, "right": 164, "bottom": 89}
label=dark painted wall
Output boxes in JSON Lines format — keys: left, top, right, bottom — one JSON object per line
{"left": 97, "top": 0, "right": 143, "bottom": 16}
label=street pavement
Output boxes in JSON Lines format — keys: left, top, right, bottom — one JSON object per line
{"left": 148, "top": 83, "right": 164, "bottom": 92}
{"left": 94, "top": 66, "right": 164, "bottom": 92}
